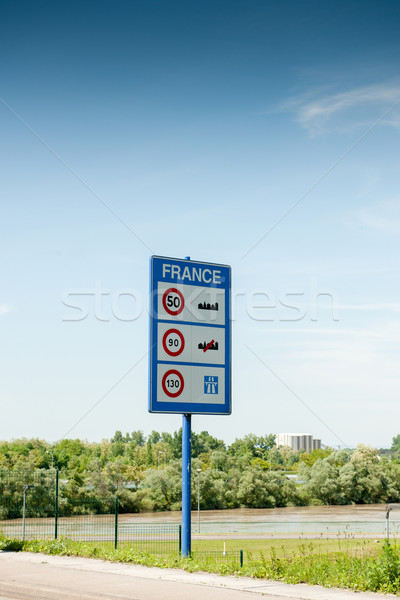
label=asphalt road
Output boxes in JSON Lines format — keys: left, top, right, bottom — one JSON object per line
{"left": 0, "top": 551, "right": 397, "bottom": 600}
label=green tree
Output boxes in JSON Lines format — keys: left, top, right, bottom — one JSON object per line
{"left": 191, "top": 431, "right": 225, "bottom": 457}
{"left": 191, "top": 468, "right": 230, "bottom": 509}
{"left": 148, "top": 430, "right": 161, "bottom": 445}
{"left": 236, "top": 468, "right": 297, "bottom": 508}
{"left": 146, "top": 441, "right": 153, "bottom": 467}
{"left": 54, "top": 439, "right": 86, "bottom": 471}
{"left": 135, "top": 462, "right": 181, "bottom": 511}
{"left": 130, "top": 430, "right": 146, "bottom": 447}
{"left": 111, "top": 431, "right": 124, "bottom": 443}
{"left": 391, "top": 435, "right": 400, "bottom": 453}
{"left": 298, "top": 458, "right": 343, "bottom": 505}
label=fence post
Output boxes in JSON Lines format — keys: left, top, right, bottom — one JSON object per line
{"left": 386, "top": 510, "right": 390, "bottom": 542}
{"left": 179, "top": 524, "right": 182, "bottom": 555}
{"left": 114, "top": 497, "right": 119, "bottom": 549}
{"left": 54, "top": 469, "right": 59, "bottom": 539}
{"left": 240, "top": 549, "right": 243, "bottom": 568}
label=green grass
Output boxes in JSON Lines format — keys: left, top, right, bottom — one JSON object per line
{"left": 192, "top": 537, "right": 379, "bottom": 556}
{"left": 2, "top": 534, "right": 400, "bottom": 594}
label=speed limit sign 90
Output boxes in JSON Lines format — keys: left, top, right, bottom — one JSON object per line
{"left": 162, "top": 288, "right": 184, "bottom": 316}
{"left": 163, "top": 328, "right": 185, "bottom": 357}
{"left": 162, "top": 369, "right": 184, "bottom": 398}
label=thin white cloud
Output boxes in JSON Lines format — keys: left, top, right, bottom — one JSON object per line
{"left": 271, "top": 327, "right": 394, "bottom": 336}
{"left": 0, "top": 305, "right": 13, "bottom": 317}
{"left": 270, "top": 326, "right": 400, "bottom": 343}
{"left": 282, "top": 82, "right": 400, "bottom": 133}
{"left": 338, "top": 303, "right": 400, "bottom": 312}
{"left": 356, "top": 199, "right": 400, "bottom": 234}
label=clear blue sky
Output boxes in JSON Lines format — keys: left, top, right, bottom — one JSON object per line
{"left": 1, "top": 0, "right": 400, "bottom": 448}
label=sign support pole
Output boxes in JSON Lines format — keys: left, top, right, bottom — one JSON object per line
{"left": 149, "top": 253, "right": 231, "bottom": 558}
{"left": 182, "top": 412, "right": 191, "bottom": 556}
{"left": 181, "top": 256, "right": 192, "bottom": 558}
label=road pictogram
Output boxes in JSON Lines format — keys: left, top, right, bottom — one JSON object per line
{"left": 162, "top": 288, "right": 184, "bottom": 316}
{"left": 162, "top": 369, "right": 184, "bottom": 398}
{"left": 162, "top": 328, "right": 185, "bottom": 357}
{"left": 204, "top": 375, "right": 218, "bottom": 394}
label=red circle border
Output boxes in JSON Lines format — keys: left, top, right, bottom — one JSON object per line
{"left": 162, "top": 328, "right": 185, "bottom": 357}
{"left": 162, "top": 288, "right": 184, "bottom": 316}
{"left": 162, "top": 369, "right": 184, "bottom": 398}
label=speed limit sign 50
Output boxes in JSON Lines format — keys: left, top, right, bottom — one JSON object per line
{"left": 162, "top": 288, "right": 184, "bottom": 316}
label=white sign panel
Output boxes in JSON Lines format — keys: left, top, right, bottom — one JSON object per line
{"left": 149, "top": 256, "right": 231, "bottom": 414}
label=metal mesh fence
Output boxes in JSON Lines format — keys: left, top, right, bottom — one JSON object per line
{"left": 0, "top": 469, "right": 57, "bottom": 540}
{"left": 57, "top": 497, "right": 116, "bottom": 550}
{"left": 118, "top": 523, "right": 181, "bottom": 554}
{"left": 0, "top": 470, "right": 180, "bottom": 555}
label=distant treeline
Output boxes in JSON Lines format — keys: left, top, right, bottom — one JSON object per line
{"left": 1, "top": 431, "right": 400, "bottom": 513}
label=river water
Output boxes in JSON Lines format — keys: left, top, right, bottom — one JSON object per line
{"left": 120, "top": 505, "right": 400, "bottom": 535}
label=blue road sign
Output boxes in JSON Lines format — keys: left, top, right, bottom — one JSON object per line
{"left": 204, "top": 376, "right": 218, "bottom": 394}
{"left": 149, "top": 255, "right": 231, "bottom": 414}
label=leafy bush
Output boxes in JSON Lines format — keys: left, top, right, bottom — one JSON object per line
{"left": 3, "top": 533, "right": 398, "bottom": 594}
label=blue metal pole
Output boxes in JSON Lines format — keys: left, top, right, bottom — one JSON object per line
{"left": 182, "top": 255, "right": 192, "bottom": 558}
{"left": 182, "top": 413, "right": 191, "bottom": 556}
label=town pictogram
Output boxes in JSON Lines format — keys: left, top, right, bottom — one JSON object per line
{"left": 198, "top": 339, "right": 218, "bottom": 352}
{"left": 198, "top": 301, "right": 219, "bottom": 311}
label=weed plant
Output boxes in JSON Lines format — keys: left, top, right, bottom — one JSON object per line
{"left": 1, "top": 533, "right": 400, "bottom": 594}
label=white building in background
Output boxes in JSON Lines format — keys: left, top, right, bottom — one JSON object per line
{"left": 277, "top": 433, "right": 322, "bottom": 452}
